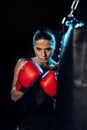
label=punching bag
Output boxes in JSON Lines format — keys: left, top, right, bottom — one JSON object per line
{"left": 56, "top": 21, "right": 87, "bottom": 130}
{"left": 70, "top": 23, "right": 87, "bottom": 130}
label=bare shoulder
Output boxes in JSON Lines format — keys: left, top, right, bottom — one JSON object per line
{"left": 16, "top": 58, "right": 27, "bottom": 65}
{"left": 14, "top": 58, "right": 28, "bottom": 71}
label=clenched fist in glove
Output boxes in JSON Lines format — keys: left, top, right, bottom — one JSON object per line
{"left": 40, "top": 70, "right": 58, "bottom": 97}
{"left": 15, "top": 60, "right": 43, "bottom": 92}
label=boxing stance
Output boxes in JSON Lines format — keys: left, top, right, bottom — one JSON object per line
{"left": 11, "top": 28, "right": 58, "bottom": 130}
{"left": 11, "top": 59, "right": 57, "bottom": 101}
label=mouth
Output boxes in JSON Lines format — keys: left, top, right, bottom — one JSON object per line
{"left": 40, "top": 58, "right": 48, "bottom": 62}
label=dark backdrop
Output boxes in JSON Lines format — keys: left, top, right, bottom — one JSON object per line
{"left": 0, "top": 0, "right": 86, "bottom": 129}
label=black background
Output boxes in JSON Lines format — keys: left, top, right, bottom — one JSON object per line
{"left": 0, "top": 0, "right": 72, "bottom": 100}
{"left": 0, "top": 0, "right": 87, "bottom": 129}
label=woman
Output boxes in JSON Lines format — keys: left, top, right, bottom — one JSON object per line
{"left": 11, "top": 27, "right": 58, "bottom": 130}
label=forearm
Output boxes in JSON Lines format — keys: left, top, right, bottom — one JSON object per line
{"left": 11, "top": 87, "right": 24, "bottom": 102}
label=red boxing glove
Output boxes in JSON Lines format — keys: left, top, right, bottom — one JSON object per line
{"left": 15, "top": 60, "right": 43, "bottom": 92}
{"left": 40, "top": 70, "right": 58, "bottom": 97}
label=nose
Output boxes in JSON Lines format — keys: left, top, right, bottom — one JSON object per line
{"left": 41, "top": 50, "right": 46, "bottom": 57}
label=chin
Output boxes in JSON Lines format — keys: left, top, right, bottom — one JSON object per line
{"left": 41, "top": 59, "right": 48, "bottom": 63}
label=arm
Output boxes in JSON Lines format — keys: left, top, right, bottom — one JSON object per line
{"left": 11, "top": 58, "right": 27, "bottom": 102}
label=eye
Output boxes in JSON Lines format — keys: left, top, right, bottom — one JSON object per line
{"left": 46, "top": 48, "right": 52, "bottom": 51}
{"left": 36, "top": 47, "right": 41, "bottom": 51}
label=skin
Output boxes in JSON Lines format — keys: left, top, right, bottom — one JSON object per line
{"left": 11, "top": 39, "right": 57, "bottom": 102}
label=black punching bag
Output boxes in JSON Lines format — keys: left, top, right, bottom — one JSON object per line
{"left": 70, "top": 23, "right": 87, "bottom": 130}
{"left": 56, "top": 21, "right": 87, "bottom": 130}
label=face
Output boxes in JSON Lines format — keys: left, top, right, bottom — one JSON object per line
{"left": 34, "top": 39, "right": 55, "bottom": 64}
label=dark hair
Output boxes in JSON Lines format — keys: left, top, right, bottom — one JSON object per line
{"left": 33, "top": 27, "right": 56, "bottom": 49}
